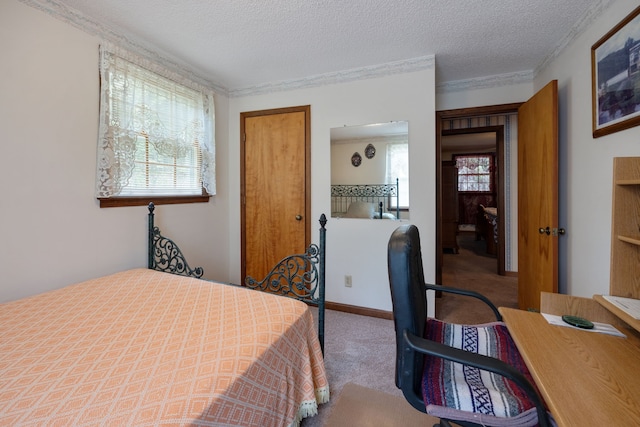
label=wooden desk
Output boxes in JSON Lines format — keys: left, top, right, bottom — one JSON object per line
{"left": 499, "top": 307, "right": 640, "bottom": 426}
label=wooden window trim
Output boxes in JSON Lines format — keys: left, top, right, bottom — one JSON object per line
{"left": 98, "top": 192, "right": 210, "bottom": 208}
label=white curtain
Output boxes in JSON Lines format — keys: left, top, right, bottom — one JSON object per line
{"left": 386, "top": 141, "right": 409, "bottom": 206}
{"left": 96, "top": 43, "right": 216, "bottom": 198}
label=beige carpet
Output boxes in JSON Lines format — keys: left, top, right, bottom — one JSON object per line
{"left": 323, "top": 383, "right": 440, "bottom": 426}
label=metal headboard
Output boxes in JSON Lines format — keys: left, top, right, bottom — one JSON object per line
{"left": 331, "top": 178, "right": 400, "bottom": 219}
{"left": 147, "top": 203, "right": 327, "bottom": 354}
{"left": 244, "top": 214, "right": 327, "bottom": 353}
{"left": 147, "top": 202, "right": 204, "bottom": 279}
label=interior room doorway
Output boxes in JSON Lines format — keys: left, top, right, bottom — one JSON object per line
{"left": 441, "top": 128, "right": 505, "bottom": 273}
{"left": 436, "top": 82, "right": 559, "bottom": 313}
{"left": 435, "top": 103, "right": 522, "bottom": 287}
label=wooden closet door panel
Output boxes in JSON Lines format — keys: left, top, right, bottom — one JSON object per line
{"left": 241, "top": 107, "right": 310, "bottom": 284}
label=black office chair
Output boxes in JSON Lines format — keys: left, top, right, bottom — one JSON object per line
{"left": 387, "top": 224, "right": 552, "bottom": 427}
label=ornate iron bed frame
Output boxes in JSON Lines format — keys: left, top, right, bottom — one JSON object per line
{"left": 148, "top": 202, "right": 204, "bottom": 278}
{"left": 331, "top": 178, "right": 400, "bottom": 219}
{"left": 244, "top": 214, "right": 327, "bottom": 353}
{"left": 147, "top": 202, "right": 327, "bottom": 353}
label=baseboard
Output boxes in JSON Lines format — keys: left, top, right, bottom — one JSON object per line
{"left": 504, "top": 271, "right": 518, "bottom": 278}
{"left": 326, "top": 301, "right": 393, "bottom": 320}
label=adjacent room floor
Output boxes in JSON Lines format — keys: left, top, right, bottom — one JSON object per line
{"left": 438, "top": 230, "right": 518, "bottom": 324}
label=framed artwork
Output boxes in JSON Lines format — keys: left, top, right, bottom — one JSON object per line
{"left": 592, "top": 6, "right": 640, "bottom": 138}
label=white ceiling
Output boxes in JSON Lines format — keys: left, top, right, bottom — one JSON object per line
{"left": 41, "top": 0, "right": 608, "bottom": 94}
{"left": 331, "top": 121, "right": 408, "bottom": 142}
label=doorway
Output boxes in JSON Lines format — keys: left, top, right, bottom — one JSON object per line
{"left": 436, "top": 83, "right": 559, "bottom": 312}
{"left": 435, "top": 103, "right": 522, "bottom": 287}
{"left": 442, "top": 128, "right": 505, "bottom": 272}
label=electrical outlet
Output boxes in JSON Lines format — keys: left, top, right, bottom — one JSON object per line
{"left": 344, "top": 275, "right": 352, "bottom": 287}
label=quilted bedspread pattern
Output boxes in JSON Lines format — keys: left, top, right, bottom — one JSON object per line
{"left": 0, "top": 269, "right": 329, "bottom": 426}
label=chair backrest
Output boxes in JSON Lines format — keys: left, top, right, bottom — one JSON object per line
{"left": 387, "top": 224, "right": 428, "bottom": 411}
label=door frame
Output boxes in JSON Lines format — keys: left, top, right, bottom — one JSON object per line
{"left": 436, "top": 103, "right": 522, "bottom": 285}
{"left": 240, "top": 105, "right": 312, "bottom": 282}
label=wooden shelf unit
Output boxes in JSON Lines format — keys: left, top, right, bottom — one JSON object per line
{"left": 593, "top": 294, "right": 640, "bottom": 333}
{"left": 609, "top": 157, "right": 640, "bottom": 299}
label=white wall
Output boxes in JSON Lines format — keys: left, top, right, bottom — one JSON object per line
{"left": 535, "top": 0, "right": 640, "bottom": 298}
{"left": 229, "top": 70, "right": 436, "bottom": 311}
{"left": 436, "top": 81, "right": 533, "bottom": 111}
{"left": 7, "top": 0, "right": 634, "bottom": 309}
{"left": 0, "top": 1, "right": 231, "bottom": 302}
{"left": 1, "top": 0, "right": 434, "bottom": 313}
{"left": 331, "top": 140, "right": 388, "bottom": 185}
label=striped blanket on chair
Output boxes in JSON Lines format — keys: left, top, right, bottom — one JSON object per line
{"left": 422, "top": 319, "right": 543, "bottom": 427}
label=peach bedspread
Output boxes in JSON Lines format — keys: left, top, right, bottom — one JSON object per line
{"left": 0, "top": 269, "right": 329, "bottom": 426}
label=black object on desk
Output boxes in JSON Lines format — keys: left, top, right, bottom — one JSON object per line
{"left": 562, "top": 315, "right": 594, "bottom": 329}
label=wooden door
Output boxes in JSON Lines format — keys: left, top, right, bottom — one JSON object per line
{"left": 240, "top": 106, "right": 311, "bottom": 284}
{"left": 518, "top": 80, "right": 559, "bottom": 311}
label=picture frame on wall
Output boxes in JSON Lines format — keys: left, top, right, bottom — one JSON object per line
{"left": 592, "top": 5, "right": 640, "bottom": 138}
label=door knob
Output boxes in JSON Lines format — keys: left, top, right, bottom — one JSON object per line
{"left": 539, "top": 227, "right": 566, "bottom": 236}
{"left": 295, "top": 215, "right": 303, "bottom": 221}
{"left": 553, "top": 227, "right": 566, "bottom": 236}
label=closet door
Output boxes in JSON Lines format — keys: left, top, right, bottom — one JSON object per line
{"left": 240, "top": 106, "right": 311, "bottom": 285}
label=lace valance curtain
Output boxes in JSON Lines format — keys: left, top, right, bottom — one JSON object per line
{"left": 96, "top": 43, "right": 216, "bottom": 198}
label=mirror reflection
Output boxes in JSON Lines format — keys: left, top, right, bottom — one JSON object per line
{"left": 330, "top": 121, "right": 409, "bottom": 220}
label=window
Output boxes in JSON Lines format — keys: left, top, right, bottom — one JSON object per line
{"left": 96, "top": 44, "right": 215, "bottom": 207}
{"left": 386, "top": 142, "right": 409, "bottom": 208}
{"left": 455, "top": 154, "right": 493, "bottom": 192}
{"left": 122, "top": 132, "right": 202, "bottom": 197}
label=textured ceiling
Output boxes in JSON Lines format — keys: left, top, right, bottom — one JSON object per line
{"left": 43, "top": 0, "right": 608, "bottom": 93}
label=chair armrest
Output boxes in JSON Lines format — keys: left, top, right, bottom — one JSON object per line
{"left": 423, "top": 283, "right": 502, "bottom": 321}
{"left": 403, "top": 329, "right": 550, "bottom": 427}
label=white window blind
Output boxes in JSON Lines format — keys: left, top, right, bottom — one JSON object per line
{"left": 96, "top": 44, "right": 216, "bottom": 198}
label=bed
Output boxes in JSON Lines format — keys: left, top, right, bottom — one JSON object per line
{"left": 0, "top": 205, "right": 329, "bottom": 427}
{"left": 331, "top": 178, "right": 400, "bottom": 219}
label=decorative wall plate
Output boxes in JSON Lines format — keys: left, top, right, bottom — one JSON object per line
{"left": 365, "top": 143, "right": 376, "bottom": 159}
{"left": 351, "top": 152, "right": 362, "bottom": 167}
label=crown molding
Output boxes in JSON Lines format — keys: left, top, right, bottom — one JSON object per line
{"left": 228, "top": 55, "right": 435, "bottom": 98}
{"left": 437, "top": 70, "right": 534, "bottom": 94}
{"left": 438, "top": 0, "right": 615, "bottom": 94}
{"left": 19, "top": 0, "right": 228, "bottom": 95}
{"left": 19, "top": 0, "right": 434, "bottom": 99}
{"left": 534, "top": 0, "right": 615, "bottom": 77}
{"left": 19, "top": 0, "right": 613, "bottom": 99}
